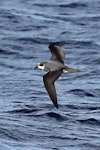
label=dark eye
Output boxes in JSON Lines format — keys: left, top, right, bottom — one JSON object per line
{"left": 40, "top": 63, "right": 43, "bottom": 66}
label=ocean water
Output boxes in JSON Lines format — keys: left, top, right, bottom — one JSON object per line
{"left": 0, "top": 0, "right": 100, "bottom": 149}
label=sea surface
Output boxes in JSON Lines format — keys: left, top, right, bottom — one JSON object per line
{"left": 0, "top": 0, "right": 100, "bottom": 150}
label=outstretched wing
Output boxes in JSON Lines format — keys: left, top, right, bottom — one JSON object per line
{"left": 43, "top": 70, "right": 62, "bottom": 108}
{"left": 48, "top": 42, "right": 65, "bottom": 64}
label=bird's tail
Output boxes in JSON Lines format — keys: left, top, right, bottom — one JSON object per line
{"left": 63, "top": 66, "right": 80, "bottom": 73}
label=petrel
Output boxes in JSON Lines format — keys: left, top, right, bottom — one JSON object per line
{"left": 35, "top": 42, "right": 80, "bottom": 108}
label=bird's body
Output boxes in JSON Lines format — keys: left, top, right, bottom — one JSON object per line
{"left": 35, "top": 42, "right": 80, "bottom": 108}
{"left": 39, "top": 61, "right": 64, "bottom": 72}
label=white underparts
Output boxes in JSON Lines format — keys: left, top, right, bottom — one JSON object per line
{"left": 63, "top": 69, "right": 68, "bottom": 73}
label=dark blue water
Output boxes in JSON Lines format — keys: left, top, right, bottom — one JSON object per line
{"left": 0, "top": 0, "right": 100, "bottom": 149}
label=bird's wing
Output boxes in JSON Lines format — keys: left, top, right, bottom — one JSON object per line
{"left": 43, "top": 70, "right": 63, "bottom": 108}
{"left": 48, "top": 42, "right": 65, "bottom": 64}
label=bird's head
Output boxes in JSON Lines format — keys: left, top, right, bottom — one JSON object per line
{"left": 34, "top": 62, "right": 45, "bottom": 70}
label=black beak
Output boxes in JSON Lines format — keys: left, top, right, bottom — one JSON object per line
{"left": 34, "top": 66, "right": 38, "bottom": 69}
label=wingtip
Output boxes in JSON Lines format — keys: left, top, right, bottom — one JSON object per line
{"left": 49, "top": 41, "right": 66, "bottom": 47}
{"left": 55, "top": 103, "right": 59, "bottom": 109}
{"left": 55, "top": 106, "right": 58, "bottom": 109}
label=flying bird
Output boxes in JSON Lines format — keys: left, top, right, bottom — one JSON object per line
{"left": 35, "top": 42, "right": 80, "bottom": 108}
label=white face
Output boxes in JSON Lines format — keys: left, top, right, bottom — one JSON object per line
{"left": 37, "top": 63, "right": 45, "bottom": 70}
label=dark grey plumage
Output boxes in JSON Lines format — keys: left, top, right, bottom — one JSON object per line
{"left": 35, "top": 42, "right": 80, "bottom": 108}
